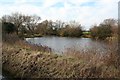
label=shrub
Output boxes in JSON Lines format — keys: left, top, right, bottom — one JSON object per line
{"left": 2, "top": 22, "right": 16, "bottom": 34}
{"left": 90, "top": 24, "right": 112, "bottom": 40}
{"left": 58, "top": 27, "right": 83, "bottom": 37}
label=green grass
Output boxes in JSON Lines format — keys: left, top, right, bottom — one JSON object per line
{"left": 82, "top": 31, "right": 91, "bottom": 35}
{"left": 82, "top": 31, "right": 91, "bottom": 38}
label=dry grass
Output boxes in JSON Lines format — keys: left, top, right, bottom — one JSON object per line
{"left": 2, "top": 34, "right": 52, "bottom": 53}
{"left": 64, "top": 42, "right": 120, "bottom": 78}
{"left": 2, "top": 34, "right": 120, "bottom": 78}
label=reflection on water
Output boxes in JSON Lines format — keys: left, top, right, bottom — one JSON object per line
{"left": 0, "top": 75, "right": 2, "bottom": 79}
{"left": 26, "top": 36, "right": 109, "bottom": 54}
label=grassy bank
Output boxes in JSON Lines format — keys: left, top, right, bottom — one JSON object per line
{"left": 2, "top": 34, "right": 120, "bottom": 78}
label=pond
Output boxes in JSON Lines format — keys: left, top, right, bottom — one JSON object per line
{"left": 26, "top": 36, "right": 109, "bottom": 54}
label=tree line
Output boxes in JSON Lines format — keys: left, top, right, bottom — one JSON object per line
{"left": 1, "top": 12, "right": 118, "bottom": 40}
{"left": 1, "top": 13, "right": 83, "bottom": 37}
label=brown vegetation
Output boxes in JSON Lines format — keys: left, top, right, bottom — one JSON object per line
{"left": 1, "top": 12, "right": 119, "bottom": 79}
{"left": 90, "top": 19, "right": 118, "bottom": 40}
{"left": 2, "top": 34, "right": 120, "bottom": 78}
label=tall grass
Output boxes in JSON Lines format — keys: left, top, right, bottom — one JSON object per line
{"left": 64, "top": 42, "right": 120, "bottom": 77}
{"left": 2, "top": 34, "right": 120, "bottom": 78}
{"left": 2, "top": 34, "right": 52, "bottom": 53}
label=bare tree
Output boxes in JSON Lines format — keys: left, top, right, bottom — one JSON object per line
{"left": 2, "top": 13, "right": 26, "bottom": 34}
{"left": 23, "top": 15, "right": 41, "bottom": 34}
{"left": 55, "top": 20, "right": 64, "bottom": 29}
{"left": 101, "top": 19, "right": 118, "bottom": 35}
{"left": 2, "top": 12, "right": 41, "bottom": 35}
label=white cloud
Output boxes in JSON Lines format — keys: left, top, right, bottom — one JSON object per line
{"left": 0, "top": 0, "right": 119, "bottom": 30}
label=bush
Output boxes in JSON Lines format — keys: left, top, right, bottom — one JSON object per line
{"left": 58, "top": 27, "right": 83, "bottom": 37}
{"left": 2, "top": 22, "right": 16, "bottom": 34}
{"left": 90, "top": 24, "right": 112, "bottom": 40}
{"left": 90, "top": 19, "right": 117, "bottom": 40}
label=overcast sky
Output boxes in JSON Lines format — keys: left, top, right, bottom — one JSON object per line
{"left": 0, "top": 0, "right": 119, "bottom": 30}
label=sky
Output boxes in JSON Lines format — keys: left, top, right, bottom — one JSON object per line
{"left": 0, "top": 0, "right": 119, "bottom": 30}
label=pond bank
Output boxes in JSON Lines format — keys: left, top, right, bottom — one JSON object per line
{"left": 2, "top": 34, "right": 120, "bottom": 78}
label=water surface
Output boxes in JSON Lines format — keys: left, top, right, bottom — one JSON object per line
{"left": 26, "top": 36, "right": 108, "bottom": 54}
